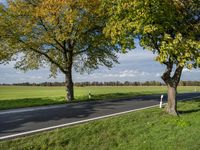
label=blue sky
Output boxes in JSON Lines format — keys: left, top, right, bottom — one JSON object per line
{"left": 0, "top": 0, "right": 6, "bottom": 5}
{"left": 0, "top": 47, "right": 199, "bottom": 84}
{"left": 0, "top": 0, "right": 199, "bottom": 84}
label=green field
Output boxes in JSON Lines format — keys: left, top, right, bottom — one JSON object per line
{"left": 0, "top": 86, "right": 199, "bottom": 110}
{"left": 0, "top": 99, "right": 199, "bottom": 150}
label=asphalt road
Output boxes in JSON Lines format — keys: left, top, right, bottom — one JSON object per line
{"left": 0, "top": 93, "right": 200, "bottom": 140}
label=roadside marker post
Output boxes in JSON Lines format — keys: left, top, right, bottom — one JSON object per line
{"left": 160, "top": 95, "right": 164, "bottom": 108}
{"left": 89, "top": 91, "right": 91, "bottom": 99}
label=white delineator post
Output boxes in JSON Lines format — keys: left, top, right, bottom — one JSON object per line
{"left": 160, "top": 95, "right": 164, "bottom": 108}
{"left": 89, "top": 91, "right": 91, "bottom": 99}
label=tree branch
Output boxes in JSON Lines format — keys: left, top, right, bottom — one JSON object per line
{"left": 172, "top": 65, "right": 183, "bottom": 86}
{"left": 30, "top": 47, "right": 66, "bottom": 74}
{"left": 18, "top": 39, "right": 66, "bottom": 74}
{"left": 73, "top": 49, "right": 87, "bottom": 56}
{"left": 161, "top": 60, "right": 173, "bottom": 85}
{"left": 147, "top": 33, "right": 161, "bottom": 53}
{"left": 39, "top": 19, "right": 66, "bottom": 51}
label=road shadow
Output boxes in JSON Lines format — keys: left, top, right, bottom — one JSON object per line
{"left": 0, "top": 100, "right": 124, "bottom": 135}
{"left": 179, "top": 109, "right": 200, "bottom": 114}
{"left": 78, "top": 92, "right": 167, "bottom": 102}
{"left": 178, "top": 99, "right": 200, "bottom": 114}
{"left": 0, "top": 92, "right": 164, "bottom": 110}
{"left": 0, "top": 97, "right": 66, "bottom": 110}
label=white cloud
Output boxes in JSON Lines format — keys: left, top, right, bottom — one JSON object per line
{"left": 156, "top": 73, "right": 161, "bottom": 77}
{"left": 183, "top": 68, "right": 200, "bottom": 73}
{"left": 30, "top": 76, "right": 43, "bottom": 80}
{"left": 183, "top": 68, "right": 190, "bottom": 72}
{"left": 74, "top": 69, "right": 153, "bottom": 82}
{"left": 104, "top": 70, "right": 137, "bottom": 78}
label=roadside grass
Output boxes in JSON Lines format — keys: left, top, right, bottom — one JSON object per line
{"left": 0, "top": 86, "right": 199, "bottom": 110}
{"left": 0, "top": 99, "right": 200, "bottom": 150}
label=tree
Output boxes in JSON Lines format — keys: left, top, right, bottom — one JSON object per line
{"left": 0, "top": 0, "right": 119, "bottom": 101}
{"left": 103, "top": 0, "right": 200, "bottom": 115}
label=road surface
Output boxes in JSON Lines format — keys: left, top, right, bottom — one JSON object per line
{"left": 0, "top": 93, "right": 200, "bottom": 140}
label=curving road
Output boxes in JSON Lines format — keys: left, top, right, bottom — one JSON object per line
{"left": 0, "top": 92, "right": 200, "bottom": 140}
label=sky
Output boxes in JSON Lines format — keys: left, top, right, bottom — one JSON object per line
{"left": 0, "top": 0, "right": 199, "bottom": 84}
{"left": 0, "top": 0, "right": 6, "bottom": 5}
{"left": 0, "top": 46, "right": 200, "bottom": 84}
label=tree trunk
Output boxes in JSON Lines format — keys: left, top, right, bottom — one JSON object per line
{"left": 165, "top": 85, "right": 178, "bottom": 115}
{"left": 65, "top": 69, "right": 74, "bottom": 102}
{"left": 161, "top": 62, "right": 183, "bottom": 115}
{"left": 63, "top": 40, "right": 75, "bottom": 102}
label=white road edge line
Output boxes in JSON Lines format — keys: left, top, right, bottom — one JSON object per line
{"left": 0, "top": 104, "right": 159, "bottom": 140}
{"left": 0, "top": 95, "right": 199, "bottom": 140}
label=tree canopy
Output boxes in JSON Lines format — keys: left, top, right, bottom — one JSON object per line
{"left": 0, "top": 0, "right": 119, "bottom": 73}
{"left": 104, "top": 0, "right": 200, "bottom": 69}
{"left": 0, "top": 0, "right": 120, "bottom": 101}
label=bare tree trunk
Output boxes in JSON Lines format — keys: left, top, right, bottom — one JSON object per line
{"left": 165, "top": 85, "right": 178, "bottom": 115}
{"left": 65, "top": 68, "right": 74, "bottom": 102}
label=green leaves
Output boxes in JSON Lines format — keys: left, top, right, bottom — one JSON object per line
{"left": 104, "top": 0, "right": 200, "bottom": 69}
{"left": 0, "top": 0, "right": 119, "bottom": 76}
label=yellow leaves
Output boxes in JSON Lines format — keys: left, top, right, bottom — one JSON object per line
{"left": 164, "top": 34, "right": 172, "bottom": 40}
{"left": 35, "top": 0, "right": 67, "bottom": 18}
{"left": 0, "top": 50, "right": 9, "bottom": 60}
{"left": 155, "top": 55, "right": 162, "bottom": 62}
{"left": 187, "top": 64, "right": 193, "bottom": 69}
{"left": 122, "top": 3, "right": 130, "bottom": 9}
{"left": 143, "top": 25, "right": 158, "bottom": 34}
{"left": 176, "top": 33, "right": 183, "bottom": 41}
{"left": 35, "top": 0, "right": 100, "bottom": 18}
{"left": 158, "top": 31, "right": 199, "bottom": 68}
{"left": 9, "top": 0, "right": 34, "bottom": 16}
{"left": 2, "top": 0, "right": 107, "bottom": 51}
{"left": 185, "top": 52, "right": 191, "bottom": 58}
{"left": 103, "top": 0, "right": 199, "bottom": 70}
{"left": 197, "top": 57, "right": 200, "bottom": 67}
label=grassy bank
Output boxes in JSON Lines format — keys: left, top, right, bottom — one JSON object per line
{"left": 0, "top": 86, "right": 199, "bottom": 110}
{"left": 0, "top": 99, "right": 199, "bottom": 150}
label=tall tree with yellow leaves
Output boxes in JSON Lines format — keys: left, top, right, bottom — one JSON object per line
{"left": 0, "top": 0, "right": 119, "bottom": 101}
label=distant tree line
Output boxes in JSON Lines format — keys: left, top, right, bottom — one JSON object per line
{"left": 1, "top": 81, "right": 199, "bottom": 87}
{"left": 75, "top": 81, "right": 164, "bottom": 86}
{"left": 179, "top": 81, "right": 200, "bottom": 86}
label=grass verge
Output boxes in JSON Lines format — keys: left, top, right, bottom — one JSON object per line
{"left": 0, "top": 99, "right": 200, "bottom": 150}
